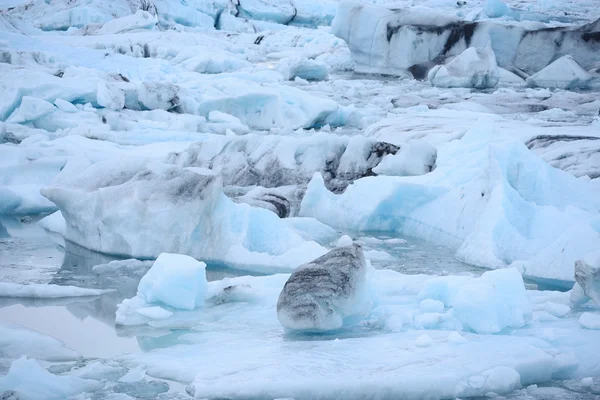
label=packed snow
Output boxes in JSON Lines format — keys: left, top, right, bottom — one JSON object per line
{"left": 1, "top": 0, "right": 600, "bottom": 398}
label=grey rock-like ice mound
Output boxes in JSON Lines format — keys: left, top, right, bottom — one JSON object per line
{"left": 574, "top": 251, "right": 600, "bottom": 306}
{"left": 277, "top": 244, "right": 373, "bottom": 332}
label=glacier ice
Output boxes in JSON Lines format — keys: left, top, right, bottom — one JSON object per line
{"left": 428, "top": 46, "right": 500, "bottom": 89}
{"left": 276, "top": 57, "right": 329, "bottom": 81}
{"left": 574, "top": 251, "right": 600, "bottom": 306}
{"left": 526, "top": 55, "right": 593, "bottom": 89}
{"left": 137, "top": 253, "right": 207, "bottom": 311}
{"left": 0, "top": 357, "right": 99, "bottom": 400}
{"left": 451, "top": 268, "right": 531, "bottom": 334}
{"left": 333, "top": 1, "right": 600, "bottom": 77}
{"left": 418, "top": 268, "right": 531, "bottom": 334}
{"left": 40, "top": 158, "right": 327, "bottom": 272}
{"left": 277, "top": 244, "right": 373, "bottom": 331}
{"left": 372, "top": 139, "right": 436, "bottom": 177}
{"left": 0, "top": 323, "right": 79, "bottom": 361}
{"left": 6, "top": 96, "right": 55, "bottom": 124}
{"left": 0, "top": 282, "right": 112, "bottom": 298}
{"left": 300, "top": 119, "right": 600, "bottom": 282}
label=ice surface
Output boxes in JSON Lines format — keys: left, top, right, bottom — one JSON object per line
{"left": 574, "top": 251, "right": 600, "bottom": 306}
{"left": 300, "top": 119, "right": 600, "bottom": 282}
{"left": 0, "top": 323, "right": 79, "bottom": 361}
{"left": 526, "top": 56, "right": 593, "bottom": 90}
{"left": 428, "top": 46, "right": 500, "bottom": 89}
{"left": 276, "top": 57, "right": 329, "bottom": 81}
{"left": 451, "top": 268, "right": 531, "bottom": 333}
{"left": 372, "top": 139, "right": 436, "bottom": 176}
{"left": 0, "top": 282, "right": 112, "bottom": 298}
{"left": 277, "top": 244, "right": 373, "bottom": 331}
{"left": 484, "top": 0, "right": 511, "bottom": 18}
{"left": 6, "top": 96, "right": 55, "bottom": 124}
{"left": 0, "top": 357, "right": 99, "bottom": 400}
{"left": 579, "top": 313, "right": 600, "bottom": 330}
{"left": 2, "top": 0, "right": 600, "bottom": 398}
{"left": 137, "top": 253, "right": 207, "bottom": 311}
{"left": 418, "top": 268, "right": 531, "bottom": 333}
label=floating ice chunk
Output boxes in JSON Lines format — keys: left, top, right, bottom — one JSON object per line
{"left": 37, "top": 211, "right": 64, "bottom": 236}
{"left": 581, "top": 377, "right": 594, "bottom": 386}
{"left": 552, "top": 352, "right": 579, "bottom": 378}
{"left": 138, "top": 82, "right": 179, "bottom": 111}
{"left": 118, "top": 365, "right": 146, "bottom": 383}
{"left": 455, "top": 366, "right": 521, "bottom": 397}
{"left": 236, "top": 0, "right": 296, "bottom": 25}
{"left": 428, "top": 47, "right": 500, "bottom": 89}
{"left": 276, "top": 57, "right": 329, "bottom": 81}
{"left": 0, "top": 357, "right": 99, "bottom": 400}
{"left": 373, "top": 140, "right": 436, "bottom": 176}
{"left": 0, "top": 323, "right": 79, "bottom": 361}
{"left": 41, "top": 158, "right": 326, "bottom": 272}
{"left": 336, "top": 235, "right": 353, "bottom": 247}
{"left": 569, "top": 283, "right": 589, "bottom": 305}
{"left": 6, "top": 96, "right": 55, "bottom": 123}
{"left": 415, "top": 334, "right": 433, "bottom": 347}
{"left": 277, "top": 244, "right": 373, "bottom": 331}
{"left": 53, "top": 99, "right": 78, "bottom": 113}
{"left": 452, "top": 268, "right": 530, "bottom": 334}
{"left": 97, "top": 82, "right": 125, "bottom": 111}
{"left": 179, "top": 53, "right": 251, "bottom": 74}
{"left": 418, "top": 276, "right": 473, "bottom": 306}
{"left": 364, "top": 249, "right": 395, "bottom": 261}
{"left": 447, "top": 331, "right": 467, "bottom": 343}
{"left": 498, "top": 68, "right": 526, "bottom": 85}
{"left": 579, "top": 312, "right": 600, "bottom": 330}
{"left": 574, "top": 251, "right": 600, "bottom": 306}
{"left": 544, "top": 302, "right": 570, "bottom": 317}
{"left": 283, "top": 217, "right": 338, "bottom": 245}
{"left": 97, "top": 10, "right": 157, "bottom": 35}
{"left": 420, "top": 299, "right": 445, "bottom": 313}
{"left": 414, "top": 312, "right": 450, "bottom": 329}
{"left": 137, "top": 253, "right": 207, "bottom": 311}
{"left": 484, "top": 0, "right": 511, "bottom": 18}
{"left": 0, "top": 282, "right": 112, "bottom": 298}
{"left": 526, "top": 56, "right": 593, "bottom": 89}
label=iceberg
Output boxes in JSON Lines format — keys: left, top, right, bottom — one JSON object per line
{"left": 137, "top": 253, "right": 207, "bottom": 311}
{"left": 526, "top": 55, "right": 593, "bottom": 89}
{"left": 332, "top": 1, "right": 600, "bottom": 77}
{"left": 300, "top": 119, "right": 600, "bottom": 282}
{"left": 0, "top": 357, "right": 99, "bottom": 400}
{"left": 276, "top": 57, "right": 329, "bottom": 81}
{"left": 428, "top": 46, "right": 500, "bottom": 89}
{"left": 40, "top": 158, "right": 327, "bottom": 272}
{"left": 276, "top": 244, "right": 373, "bottom": 331}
